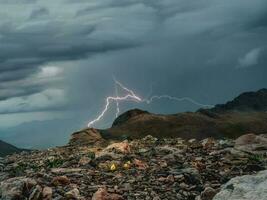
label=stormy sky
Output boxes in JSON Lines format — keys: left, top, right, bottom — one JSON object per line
{"left": 0, "top": 0, "right": 267, "bottom": 148}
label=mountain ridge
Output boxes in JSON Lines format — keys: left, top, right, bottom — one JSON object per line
{"left": 71, "top": 88, "right": 267, "bottom": 144}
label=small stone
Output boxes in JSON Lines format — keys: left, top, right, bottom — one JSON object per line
{"left": 51, "top": 176, "right": 70, "bottom": 186}
{"left": 179, "top": 182, "right": 189, "bottom": 190}
{"left": 0, "top": 177, "right": 37, "bottom": 200}
{"left": 104, "top": 141, "right": 131, "bottom": 154}
{"left": 51, "top": 168, "right": 85, "bottom": 174}
{"left": 200, "top": 187, "right": 217, "bottom": 200}
{"left": 201, "top": 138, "right": 215, "bottom": 149}
{"left": 133, "top": 159, "right": 148, "bottom": 170}
{"left": 166, "top": 175, "right": 175, "bottom": 182}
{"left": 188, "top": 139, "right": 197, "bottom": 143}
{"left": 42, "top": 187, "right": 53, "bottom": 200}
{"left": 65, "top": 188, "right": 80, "bottom": 199}
{"left": 92, "top": 187, "right": 123, "bottom": 200}
{"left": 29, "top": 185, "right": 42, "bottom": 200}
{"left": 78, "top": 156, "right": 91, "bottom": 166}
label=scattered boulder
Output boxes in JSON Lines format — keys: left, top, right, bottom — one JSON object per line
{"left": 201, "top": 138, "right": 216, "bottom": 149}
{"left": 133, "top": 158, "right": 148, "bottom": 170}
{"left": 213, "top": 170, "right": 267, "bottom": 200}
{"left": 198, "top": 187, "right": 217, "bottom": 200}
{"left": 29, "top": 185, "right": 42, "bottom": 200}
{"left": 235, "top": 133, "right": 267, "bottom": 154}
{"left": 51, "top": 176, "right": 70, "bottom": 186}
{"left": 65, "top": 188, "right": 80, "bottom": 199}
{"left": 92, "top": 187, "right": 123, "bottom": 200}
{"left": 69, "top": 128, "right": 105, "bottom": 146}
{"left": 0, "top": 177, "right": 37, "bottom": 200}
{"left": 104, "top": 141, "right": 131, "bottom": 154}
{"left": 42, "top": 187, "right": 52, "bottom": 200}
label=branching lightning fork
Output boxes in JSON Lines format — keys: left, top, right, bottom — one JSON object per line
{"left": 87, "top": 79, "right": 213, "bottom": 127}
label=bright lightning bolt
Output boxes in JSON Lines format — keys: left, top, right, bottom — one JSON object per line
{"left": 146, "top": 95, "right": 213, "bottom": 108}
{"left": 87, "top": 79, "right": 213, "bottom": 128}
{"left": 87, "top": 81, "right": 142, "bottom": 127}
{"left": 114, "top": 83, "right": 120, "bottom": 118}
{"left": 113, "top": 79, "right": 142, "bottom": 102}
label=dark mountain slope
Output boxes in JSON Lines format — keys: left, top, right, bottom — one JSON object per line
{"left": 210, "top": 88, "right": 267, "bottom": 112}
{"left": 0, "top": 140, "right": 22, "bottom": 157}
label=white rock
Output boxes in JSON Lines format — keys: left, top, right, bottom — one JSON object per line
{"left": 213, "top": 170, "right": 267, "bottom": 200}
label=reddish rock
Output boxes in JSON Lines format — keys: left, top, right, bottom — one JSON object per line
{"left": 133, "top": 158, "right": 148, "bottom": 170}
{"left": 92, "top": 188, "right": 123, "bottom": 200}
{"left": 69, "top": 128, "right": 105, "bottom": 146}
{"left": 105, "top": 141, "right": 131, "bottom": 154}
{"left": 51, "top": 176, "right": 70, "bottom": 186}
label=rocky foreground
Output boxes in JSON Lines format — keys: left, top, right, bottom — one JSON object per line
{"left": 0, "top": 133, "right": 267, "bottom": 200}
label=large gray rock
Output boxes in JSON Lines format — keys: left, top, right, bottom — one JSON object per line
{"left": 234, "top": 133, "right": 267, "bottom": 154}
{"left": 0, "top": 177, "right": 37, "bottom": 200}
{"left": 213, "top": 170, "right": 267, "bottom": 200}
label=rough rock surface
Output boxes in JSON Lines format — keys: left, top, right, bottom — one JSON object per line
{"left": 235, "top": 133, "right": 267, "bottom": 154}
{"left": 213, "top": 170, "right": 267, "bottom": 200}
{"left": 0, "top": 135, "right": 266, "bottom": 199}
{"left": 69, "top": 128, "right": 106, "bottom": 146}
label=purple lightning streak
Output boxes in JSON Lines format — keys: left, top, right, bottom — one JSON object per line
{"left": 87, "top": 79, "right": 213, "bottom": 128}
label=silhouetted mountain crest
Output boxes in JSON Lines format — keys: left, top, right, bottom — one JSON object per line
{"left": 71, "top": 88, "right": 267, "bottom": 144}
{"left": 211, "top": 88, "right": 267, "bottom": 112}
{"left": 112, "top": 109, "right": 149, "bottom": 127}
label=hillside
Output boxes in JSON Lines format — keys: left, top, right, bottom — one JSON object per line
{"left": 73, "top": 88, "right": 267, "bottom": 142}
{"left": 0, "top": 140, "right": 23, "bottom": 157}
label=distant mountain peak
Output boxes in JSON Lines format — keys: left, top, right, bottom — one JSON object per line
{"left": 211, "top": 88, "right": 267, "bottom": 112}
{"left": 112, "top": 108, "right": 149, "bottom": 127}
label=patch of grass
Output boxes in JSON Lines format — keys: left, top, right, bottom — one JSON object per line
{"left": 88, "top": 151, "right": 95, "bottom": 159}
{"left": 248, "top": 154, "right": 265, "bottom": 162}
{"left": 45, "top": 158, "right": 64, "bottom": 168}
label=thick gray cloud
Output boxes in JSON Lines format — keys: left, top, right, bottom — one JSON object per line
{"left": 0, "top": 0, "right": 37, "bottom": 4}
{"left": 0, "top": 0, "right": 267, "bottom": 135}
{"left": 29, "top": 7, "right": 50, "bottom": 19}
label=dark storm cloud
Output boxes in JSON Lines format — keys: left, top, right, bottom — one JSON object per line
{"left": 29, "top": 7, "right": 49, "bottom": 19}
{"left": 0, "top": 0, "right": 37, "bottom": 4}
{"left": 0, "top": 0, "right": 267, "bottom": 116}
{"left": 75, "top": 0, "right": 200, "bottom": 20}
{"left": 0, "top": 12, "right": 139, "bottom": 103}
